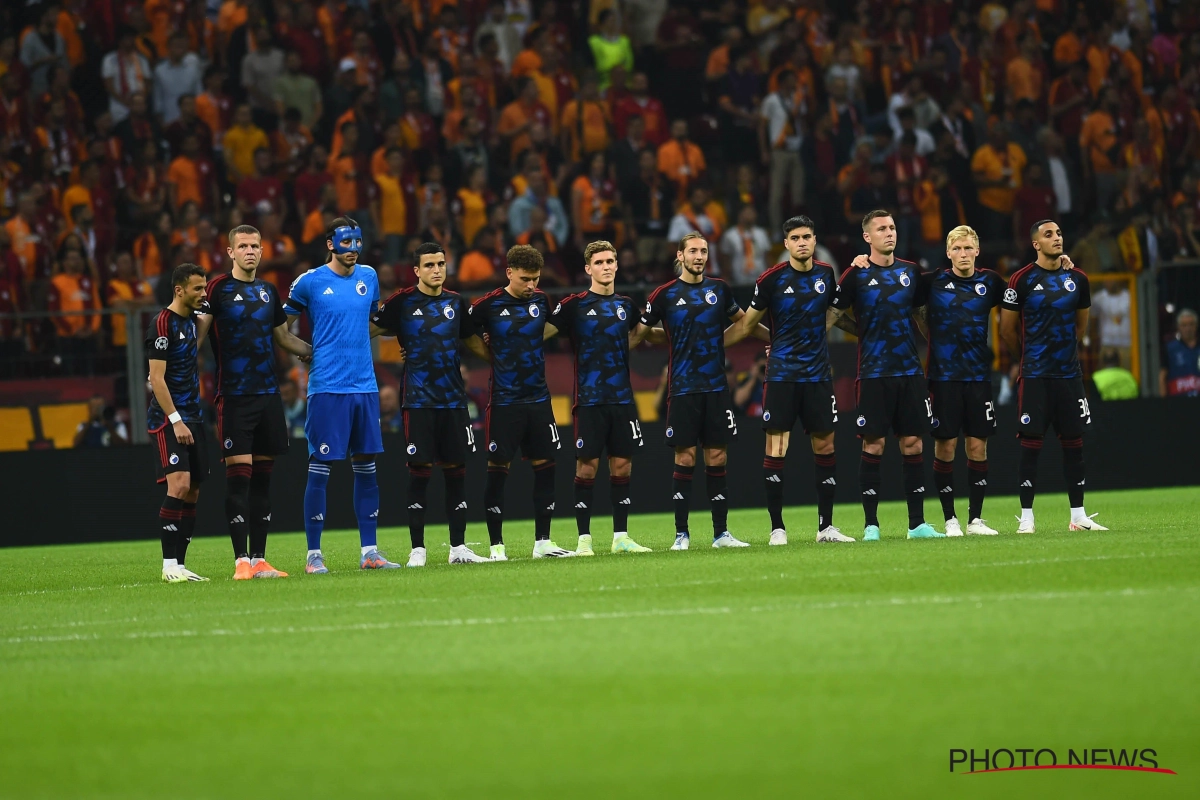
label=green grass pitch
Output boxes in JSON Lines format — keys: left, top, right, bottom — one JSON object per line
{"left": 1, "top": 487, "right": 1197, "bottom": 799}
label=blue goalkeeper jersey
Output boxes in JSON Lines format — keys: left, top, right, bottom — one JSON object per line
{"left": 284, "top": 263, "right": 379, "bottom": 396}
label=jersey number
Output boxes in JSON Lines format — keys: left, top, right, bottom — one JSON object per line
{"left": 465, "top": 426, "right": 475, "bottom": 447}
{"left": 629, "top": 420, "right": 643, "bottom": 440}
{"left": 985, "top": 401, "right": 995, "bottom": 421}
{"left": 549, "top": 423, "right": 560, "bottom": 443}
{"left": 831, "top": 396, "right": 839, "bottom": 423}
{"left": 1078, "top": 398, "right": 1091, "bottom": 419}
{"left": 924, "top": 398, "right": 933, "bottom": 419}
{"left": 726, "top": 410, "right": 737, "bottom": 429}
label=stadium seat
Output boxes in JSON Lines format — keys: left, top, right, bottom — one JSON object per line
{"left": 38, "top": 403, "right": 89, "bottom": 449}
{"left": 551, "top": 395, "right": 572, "bottom": 426}
{"left": 0, "top": 407, "right": 35, "bottom": 451}
{"left": 634, "top": 391, "right": 660, "bottom": 423}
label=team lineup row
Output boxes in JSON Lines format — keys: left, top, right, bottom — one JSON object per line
{"left": 145, "top": 210, "right": 1105, "bottom": 583}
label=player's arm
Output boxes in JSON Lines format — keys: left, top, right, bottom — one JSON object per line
{"left": 912, "top": 305, "right": 929, "bottom": 339}
{"left": 1074, "top": 272, "right": 1091, "bottom": 341}
{"left": 631, "top": 294, "right": 666, "bottom": 347}
{"left": 999, "top": 309, "right": 1021, "bottom": 359}
{"left": 272, "top": 322, "right": 313, "bottom": 360}
{"left": 1075, "top": 308, "right": 1089, "bottom": 341}
{"left": 825, "top": 307, "right": 857, "bottom": 336}
{"left": 725, "top": 305, "right": 768, "bottom": 346}
{"left": 462, "top": 334, "right": 491, "bottom": 362}
{"left": 724, "top": 284, "right": 768, "bottom": 341}
{"left": 148, "top": 359, "right": 194, "bottom": 445}
{"left": 195, "top": 311, "right": 213, "bottom": 349}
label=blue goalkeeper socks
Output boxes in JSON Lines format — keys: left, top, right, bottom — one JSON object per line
{"left": 304, "top": 462, "right": 330, "bottom": 551}
{"left": 352, "top": 460, "right": 379, "bottom": 549}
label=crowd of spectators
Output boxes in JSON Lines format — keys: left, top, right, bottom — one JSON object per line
{"left": 0, "top": 0, "right": 1199, "bottom": 392}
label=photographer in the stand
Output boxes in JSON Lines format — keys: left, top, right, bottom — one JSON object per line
{"left": 73, "top": 394, "right": 129, "bottom": 448}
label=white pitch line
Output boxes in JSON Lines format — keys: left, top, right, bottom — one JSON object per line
{"left": 3, "top": 586, "right": 1192, "bottom": 647}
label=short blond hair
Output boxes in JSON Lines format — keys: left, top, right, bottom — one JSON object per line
{"left": 945, "top": 225, "right": 979, "bottom": 249}
{"left": 583, "top": 240, "right": 616, "bottom": 265}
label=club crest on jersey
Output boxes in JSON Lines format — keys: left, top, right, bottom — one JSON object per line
{"left": 169, "top": 453, "right": 179, "bottom": 465}
{"left": 406, "top": 444, "right": 417, "bottom": 455}
{"left": 488, "top": 441, "right": 498, "bottom": 452}
{"left": 528, "top": 303, "right": 540, "bottom": 317}
{"left": 975, "top": 283, "right": 987, "bottom": 296}
{"left": 1003, "top": 288, "right": 1018, "bottom": 304}
{"left": 1020, "top": 413, "right": 1031, "bottom": 425}
{"left": 856, "top": 415, "right": 866, "bottom": 427}
{"left": 814, "top": 279, "right": 826, "bottom": 294}
{"left": 259, "top": 289, "right": 270, "bottom": 302}
{"left": 704, "top": 290, "right": 717, "bottom": 305}
{"left": 355, "top": 280, "right": 368, "bottom": 296}
{"left": 154, "top": 336, "right": 168, "bottom": 350}
{"left": 665, "top": 426, "right": 674, "bottom": 438}
{"left": 931, "top": 417, "right": 940, "bottom": 428}
{"left": 763, "top": 411, "right": 771, "bottom": 422}
{"left": 576, "top": 438, "right": 584, "bottom": 449}
{"left": 899, "top": 272, "right": 911, "bottom": 287}
{"left": 224, "top": 438, "right": 233, "bottom": 449}
{"left": 319, "top": 443, "right": 330, "bottom": 455}
{"left": 443, "top": 305, "right": 455, "bottom": 319}
{"left": 616, "top": 305, "right": 626, "bottom": 320}
{"left": 1064, "top": 278, "right": 1076, "bottom": 292}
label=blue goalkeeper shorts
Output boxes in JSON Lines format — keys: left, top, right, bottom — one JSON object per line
{"left": 305, "top": 392, "right": 384, "bottom": 461}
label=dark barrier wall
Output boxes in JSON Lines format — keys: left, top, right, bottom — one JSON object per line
{"left": 2, "top": 398, "right": 1197, "bottom": 547}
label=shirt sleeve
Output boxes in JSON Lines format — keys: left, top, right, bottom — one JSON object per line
{"left": 1075, "top": 272, "right": 1091, "bottom": 309}
{"left": 284, "top": 270, "right": 310, "bottom": 314}
{"left": 549, "top": 294, "right": 575, "bottom": 333}
{"left": 369, "top": 294, "right": 402, "bottom": 332}
{"left": 469, "top": 294, "right": 491, "bottom": 333}
{"left": 622, "top": 296, "right": 640, "bottom": 331}
{"left": 723, "top": 281, "right": 741, "bottom": 319}
{"left": 988, "top": 271, "right": 1007, "bottom": 308}
{"left": 913, "top": 270, "right": 934, "bottom": 307}
{"left": 832, "top": 267, "right": 857, "bottom": 310}
{"left": 270, "top": 286, "right": 287, "bottom": 326}
{"left": 146, "top": 316, "right": 169, "bottom": 361}
{"left": 640, "top": 288, "right": 663, "bottom": 326}
{"left": 457, "top": 296, "right": 478, "bottom": 339}
{"left": 1001, "top": 271, "right": 1025, "bottom": 311}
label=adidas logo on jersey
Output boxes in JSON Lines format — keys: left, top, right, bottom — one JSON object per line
{"left": 784, "top": 286, "right": 794, "bottom": 294}
{"left": 1034, "top": 284, "right": 1044, "bottom": 291}
{"left": 500, "top": 309, "right": 510, "bottom": 316}
{"left": 179, "top": 332, "right": 185, "bottom": 339}
{"left": 323, "top": 287, "right": 335, "bottom": 295}
{"left": 676, "top": 298, "right": 687, "bottom": 305}
{"left": 587, "top": 309, "right": 597, "bottom": 316}
{"left": 868, "top": 278, "right": 879, "bottom": 286}
{"left": 234, "top": 293, "right": 243, "bottom": 301}
{"left": 944, "top": 283, "right": 955, "bottom": 290}
{"left": 413, "top": 308, "right": 423, "bottom": 316}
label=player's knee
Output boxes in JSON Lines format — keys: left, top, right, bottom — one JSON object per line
{"left": 965, "top": 438, "right": 987, "bottom": 461}
{"left": 765, "top": 432, "right": 789, "bottom": 458}
{"left": 531, "top": 458, "right": 552, "bottom": 467}
{"left": 810, "top": 432, "right": 834, "bottom": 456}
{"left": 861, "top": 437, "right": 885, "bottom": 456}
{"left": 575, "top": 459, "right": 599, "bottom": 480}
{"left": 226, "top": 453, "right": 253, "bottom": 466}
{"left": 609, "top": 457, "right": 631, "bottom": 477}
{"left": 703, "top": 447, "right": 727, "bottom": 467}
{"left": 934, "top": 439, "right": 957, "bottom": 461}
{"left": 899, "top": 436, "right": 923, "bottom": 455}
{"left": 167, "top": 474, "right": 191, "bottom": 498}
{"left": 674, "top": 447, "right": 696, "bottom": 468}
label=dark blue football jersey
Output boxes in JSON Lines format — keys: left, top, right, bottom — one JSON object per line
{"left": 750, "top": 260, "right": 836, "bottom": 383}
{"left": 1001, "top": 264, "right": 1091, "bottom": 379}
{"left": 146, "top": 307, "right": 203, "bottom": 429}
{"left": 371, "top": 287, "right": 476, "bottom": 408}
{"left": 470, "top": 288, "right": 550, "bottom": 406}
{"left": 549, "top": 290, "right": 638, "bottom": 407}
{"left": 920, "top": 268, "right": 1006, "bottom": 382}
{"left": 205, "top": 274, "right": 288, "bottom": 396}
{"left": 641, "top": 277, "right": 741, "bottom": 396}
{"left": 832, "top": 259, "right": 927, "bottom": 379}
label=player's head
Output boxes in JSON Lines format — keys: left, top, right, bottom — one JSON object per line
{"left": 1030, "top": 219, "right": 1063, "bottom": 258}
{"left": 676, "top": 232, "right": 708, "bottom": 277}
{"left": 227, "top": 224, "right": 262, "bottom": 272}
{"left": 171, "top": 262, "right": 207, "bottom": 310}
{"left": 861, "top": 210, "right": 896, "bottom": 256}
{"left": 505, "top": 244, "right": 543, "bottom": 298}
{"left": 945, "top": 225, "right": 979, "bottom": 272}
{"left": 583, "top": 240, "right": 618, "bottom": 288}
{"left": 413, "top": 242, "right": 447, "bottom": 289}
{"left": 326, "top": 216, "right": 363, "bottom": 266}
{"left": 783, "top": 216, "right": 816, "bottom": 263}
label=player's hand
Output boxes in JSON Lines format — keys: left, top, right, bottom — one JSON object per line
{"left": 397, "top": 347, "right": 407, "bottom": 365}
{"left": 173, "top": 421, "right": 193, "bottom": 445}
{"left": 852, "top": 254, "right": 871, "bottom": 269}
{"left": 1059, "top": 255, "right": 1075, "bottom": 270}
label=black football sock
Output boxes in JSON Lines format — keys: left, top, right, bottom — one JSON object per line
{"left": 407, "top": 465, "right": 432, "bottom": 549}
{"left": 1018, "top": 436, "right": 1043, "bottom": 509}
{"left": 225, "top": 463, "right": 252, "bottom": 559}
{"left": 177, "top": 502, "right": 197, "bottom": 565}
{"left": 484, "top": 465, "right": 508, "bottom": 545}
{"left": 573, "top": 476, "right": 594, "bottom": 538}
{"left": 859, "top": 452, "right": 882, "bottom": 527}
{"left": 814, "top": 452, "right": 836, "bottom": 530}
{"left": 159, "top": 495, "right": 184, "bottom": 561}
{"left": 763, "top": 456, "right": 786, "bottom": 531}
{"left": 610, "top": 474, "right": 631, "bottom": 533}
{"left": 248, "top": 461, "right": 273, "bottom": 559}
{"left": 706, "top": 466, "right": 728, "bottom": 537}
{"left": 967, "top": 459, "right": 988, "bottom": 521}
{"left": 903, "top": 454, "right": 927, "bottom": 528}
{"left": 532, "top": 461, "right": 556, "bottom": 541}
{"left": 443, "top": 466, "right": 467, "bottom": 548}
{"left": 1060, "top": 436, "right": 1086, "bottom": 508}
{"left": 933, "top": 458, "right": 956, "bottom": 521}
{"left": 672, "top": 464, "right": 693, "bottom": 533}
